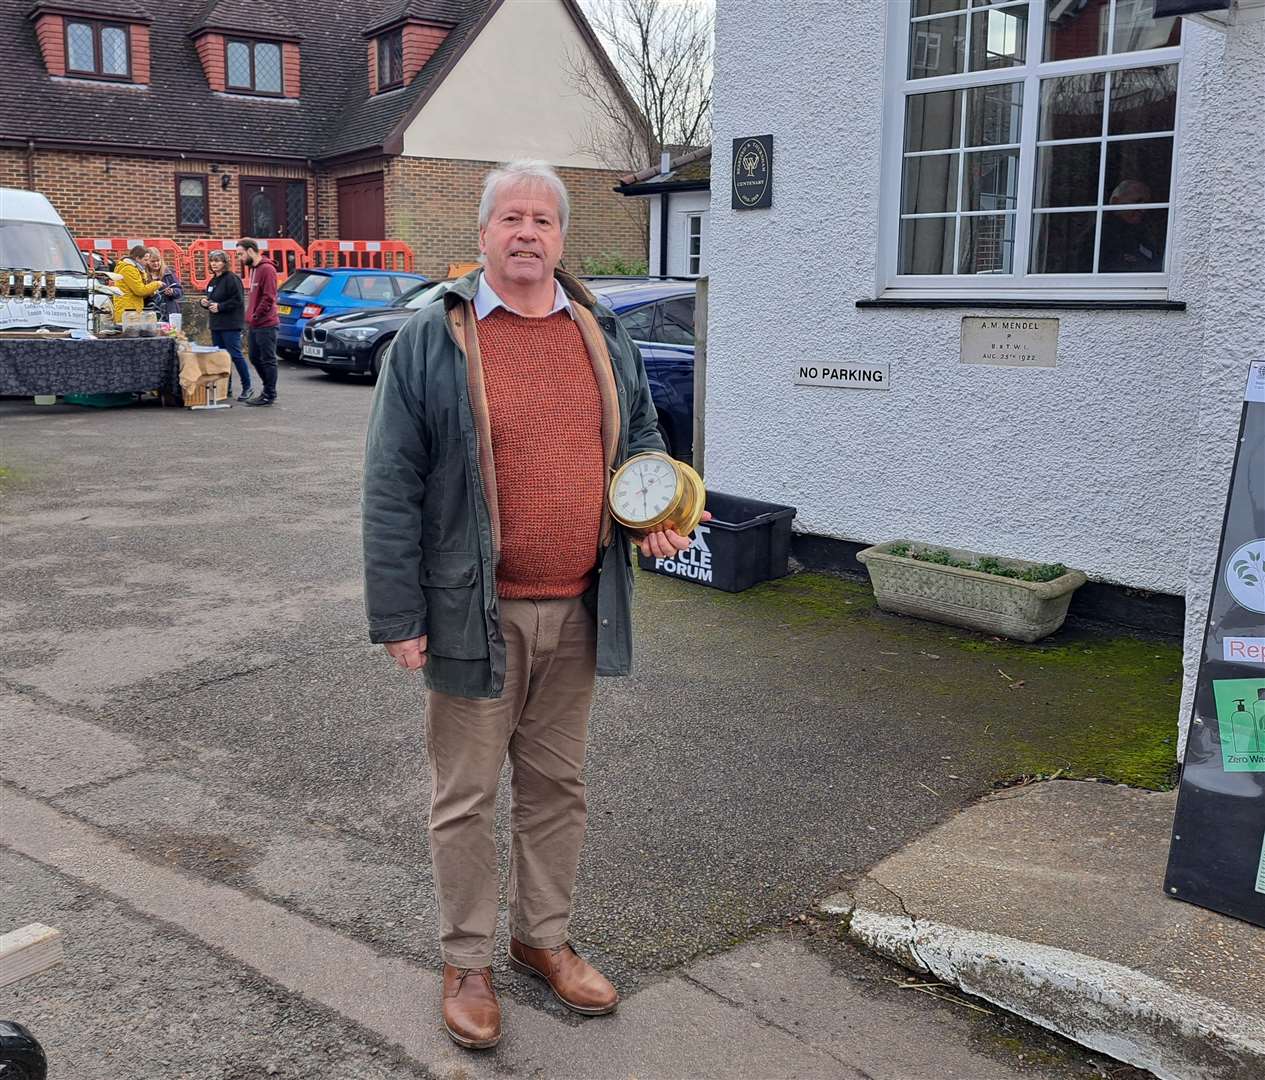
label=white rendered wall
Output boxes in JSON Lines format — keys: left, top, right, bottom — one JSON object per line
{"left": 401, "top": 0, "right": 629, "bottom": 168}
{"left": 1173, "top": 16, "right": 1265, "bottom": 754}
{"left": 707, "top": 1, "right": 1242, "bottom": 596}
{"left": 645, "top": 191, "right": 710, "bottom": 276}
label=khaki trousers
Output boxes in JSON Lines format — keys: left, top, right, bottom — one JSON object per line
{"left": 425, "top": 596, "right": 596, "bottom": 968}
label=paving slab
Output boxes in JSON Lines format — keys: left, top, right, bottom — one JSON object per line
{"left": 821, "top": 779, "right": 1265, "bottom": 1079}
{"left": 3, "top": 782, "right": 1138, "bottom": 1079}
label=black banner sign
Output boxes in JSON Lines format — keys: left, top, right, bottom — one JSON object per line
{"left": 1164, "top": 361, "right": 1265, "bottom": 928}
{"left": 732, "top": 136, "right": 772, "bottom": 210}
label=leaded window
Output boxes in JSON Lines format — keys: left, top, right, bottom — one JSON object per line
{"left": 65, "top": 20, "right": 131, "bottom": 81}
{"left": 225, "top": 38, "right": 286, "bottom": 96}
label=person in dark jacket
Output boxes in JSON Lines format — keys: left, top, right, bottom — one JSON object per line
{"left": 362, "top": 160, "right": 707, "bottom": 1051}
{"left": 199, "top": 251, "right": 251, "bottom": 401}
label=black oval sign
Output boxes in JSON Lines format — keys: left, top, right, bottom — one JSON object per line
{"left": 732, "top": 136, "right": 772, "bottom": 210}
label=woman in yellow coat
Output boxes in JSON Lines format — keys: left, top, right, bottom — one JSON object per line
{"left": 111, "top": 243, "right": 162, "bottom": 324}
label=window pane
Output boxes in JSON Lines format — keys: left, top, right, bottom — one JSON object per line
{"left": 100, "top": 26, "right": 127, "bottom": 75}
{"left": 619, "top": 304, "right": 655, "bottom": 340}
{"left": 900, "top": 216, "right": 957, "bottom": 275}
{"left": 1035, "top": 143, "right": 1102, "bottom": 208}
{"left": 914, "top": 0, "right": 966, "bottom": 15}
{"left": 658, "top": 298, "right": 695, "bottom": 346}
{"left": 902, "top": 154, "right": 960, "bottom": 214}
{"left": 377, "top": 37, "right": 391, "bottom": 82}
{"left": 905, "top": 90, "right": 963, "bottom": 153}
{"left": 970, "top": 3, "right": 1027, "bottom": 70}
{"left": 178, "top": 179, "right": 206, "bottom": 225}
{"left": 965, "top": 81, "right": 1023, "bottom": 146}
{"left": 1108, "top": 65, "right": 1178, "bottom": 134}
{"left": 1099, "top": 208, "right": 1167, "bottom": 272}
{"left": 909, "top": 15, "right": 965, "bottom": 79}
{"left": 964, "top": 149, "right": 1020, "bottom": 211}
{"left": 1039, "top": 73, "right": 1105, "bottom": 141}
{"left": 227, "top": 42, "right": 251, "bottom": 87}
{"left": 1105, "top": 137, "right": 1173, "bottom": 204}
{"left": 1112, "top": 0, "right": 1181, "bottom": 53}
{"left": 359, "top": 276, "right": 396, "bottom": 301}
{"left": 390, "top": 33, "right": 403, "bottom": 83}
{"left": 1045, "top": 0, "right": 1110, "bottom": 61}
{"left": 67, "top": 22, "right": 94, "bottom": 71}
{"left": 958, "top": 214, "right": 1015, "bottom": 274}
{"left": 1030, "top": 212, "right": 1096, "bottom": 273}
{"left": 255, "top": 43, "right": 281, "bottom": 93}
{"left": 689, "top": 236, "right": 701, "bottom": 256}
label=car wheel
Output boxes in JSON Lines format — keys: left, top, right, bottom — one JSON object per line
{"left": 369, "top": 337, "right": 393, "bottom": 379}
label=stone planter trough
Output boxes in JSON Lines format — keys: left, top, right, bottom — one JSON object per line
{"left": 856, "top": 541, "right": 1088, "bottom": 643}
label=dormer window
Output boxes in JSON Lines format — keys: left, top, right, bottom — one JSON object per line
{"left": 376, "top": 30, "right": 403, "bottom": 91}
{"left": 65, "top": 19, "right": 130, "bottom": 80}
{"left": 225, "top": 37, "right": 283, "bottom": 96}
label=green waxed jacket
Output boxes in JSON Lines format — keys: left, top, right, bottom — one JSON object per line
{"left": 361, "top": 268, "right": 665, "bottom": 699}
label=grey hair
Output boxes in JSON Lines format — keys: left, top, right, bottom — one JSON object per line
{"left": 208, "top": 249, "right": 229, "bottom": 265}
{"left": 478, "top": 160, "right": 570, "bottom": 233}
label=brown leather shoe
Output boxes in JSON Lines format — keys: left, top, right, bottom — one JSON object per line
{"left": 441, "top": 964, "right": 501, "bottom": 1049}
{"left": 508, "top": 939, "right": 618, "bottom": 1016}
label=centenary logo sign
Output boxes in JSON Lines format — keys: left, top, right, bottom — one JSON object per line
{"left": 1226, "top": 539, "right": 1265, "bottom": 614}
{"left": 731, "top": 136, "right": 772, "bottom": 210}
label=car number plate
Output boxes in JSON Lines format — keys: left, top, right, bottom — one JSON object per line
{"left": 302, "top": 344, "right": 324, "bottom": 358}
{"left": 277, "top": 304, "right": 292, "bottom": 315}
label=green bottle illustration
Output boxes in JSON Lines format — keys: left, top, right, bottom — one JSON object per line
{"left": 1230, "top": 699, "right": 1260, "bottom": 754}
{"left": 1253, "top": 689, "right": 1265, "bottom": 744}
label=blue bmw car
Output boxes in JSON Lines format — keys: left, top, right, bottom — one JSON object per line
{"left": 275, "top": 267, "right": 427, "bottom": 359}
{"left": 589, "top": 280, "right": 697, "bottom": 463}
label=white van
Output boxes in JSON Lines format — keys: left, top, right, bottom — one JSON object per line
{"left": 0, "top": 187, "right": 113, "bottom": 333}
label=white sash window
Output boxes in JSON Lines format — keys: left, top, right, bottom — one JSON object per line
{"left": 880, "top": 0, "right": 1183, "bottom": 299}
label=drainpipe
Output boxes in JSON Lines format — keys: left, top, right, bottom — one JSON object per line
{"left": 658, "top": 191, "right": 669, "bottom": 278}
{"left": 26, "top": 139, "right": 35, "bottom": 188}
{"left": 308, "top": 158, "right": 319, "bottom": 243}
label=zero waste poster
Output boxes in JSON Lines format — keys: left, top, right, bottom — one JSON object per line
{"left": 1165, "top": 362, "right": 1265, "bottom": 928}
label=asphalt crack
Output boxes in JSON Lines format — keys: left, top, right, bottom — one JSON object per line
{"left": 679, "top": 970, "right": 876, "bottom": 1078}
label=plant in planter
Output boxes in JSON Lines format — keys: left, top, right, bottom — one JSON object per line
{"left": 856, "top": 541, "right": 1088, "bottom": 642}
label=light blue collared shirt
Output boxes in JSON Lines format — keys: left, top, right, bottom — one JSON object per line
{"left": 473, "top": 272, "right": 573, "bottom": 321}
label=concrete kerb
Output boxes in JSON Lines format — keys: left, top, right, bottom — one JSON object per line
{"left": 818, "top": 899, "right": 1265, "bottom": 1080}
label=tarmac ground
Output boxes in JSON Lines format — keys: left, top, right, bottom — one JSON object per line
{"left": 0, "top": 366, "right": 1180, "bottom": 1077}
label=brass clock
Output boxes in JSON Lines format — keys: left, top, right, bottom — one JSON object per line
{"left": 608, "top": 452, "right": 706, "bottom": 538}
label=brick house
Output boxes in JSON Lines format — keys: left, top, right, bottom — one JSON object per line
{"left": 0, "top": 0, "right": 645, "bottom": 277}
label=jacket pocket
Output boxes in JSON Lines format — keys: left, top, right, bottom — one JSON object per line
{"left": 420, "top": 549, "right": 488, "bottom": 660}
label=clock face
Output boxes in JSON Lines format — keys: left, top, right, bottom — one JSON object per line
{"left": 611, "top": 454, "right": 678, "bottom": 525}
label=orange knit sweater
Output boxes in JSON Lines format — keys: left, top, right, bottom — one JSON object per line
{"left": 477, "top": 308, "right": 606, "bottom": 599}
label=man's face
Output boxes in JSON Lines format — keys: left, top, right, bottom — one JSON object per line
{"left": 479, "top": 182, "right": 564, "bottom": 291}
{"left": 236, "top": 246, "right": 256, "bottom": 267}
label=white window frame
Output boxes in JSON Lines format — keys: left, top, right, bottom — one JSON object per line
{"left": 684, "top": 212, "right": 704, "bottom": 277}
{"left": 877, "top": 0, "right": 1185, "bottom": 301}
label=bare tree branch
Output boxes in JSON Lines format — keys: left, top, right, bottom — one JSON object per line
{"left": 569, "top": 0, "right": 714, "bottom": 172}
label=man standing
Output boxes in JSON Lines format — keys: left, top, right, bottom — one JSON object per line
{"left": 362, "top": 160, "right": 702, "bottom": 1050}
{"left": 236, "top": 238, "right": 279, "bottom": 406}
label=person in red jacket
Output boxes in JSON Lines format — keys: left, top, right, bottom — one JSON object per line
{"left": 236, "top": 238, "right": 279, "bottom": 406}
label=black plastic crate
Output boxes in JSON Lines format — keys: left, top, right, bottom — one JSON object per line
{"left": 637, "top": 490, "right": 796, "bottom": 592}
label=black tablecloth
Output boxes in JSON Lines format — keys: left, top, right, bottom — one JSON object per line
{"left": 0, "top": 337, "right": 179, "bottom": 396}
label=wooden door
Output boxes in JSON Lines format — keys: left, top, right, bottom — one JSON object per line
{"left": 337, "top": 173, "right": 386, "bottom": 239}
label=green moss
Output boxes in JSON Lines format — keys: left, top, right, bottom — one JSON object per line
{"left": 637, "top": 567, "right": 1182, "bottom": 791}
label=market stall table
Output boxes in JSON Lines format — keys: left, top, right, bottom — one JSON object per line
{"left": 0, "top": 337, "right": 179, "bottom": 398}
